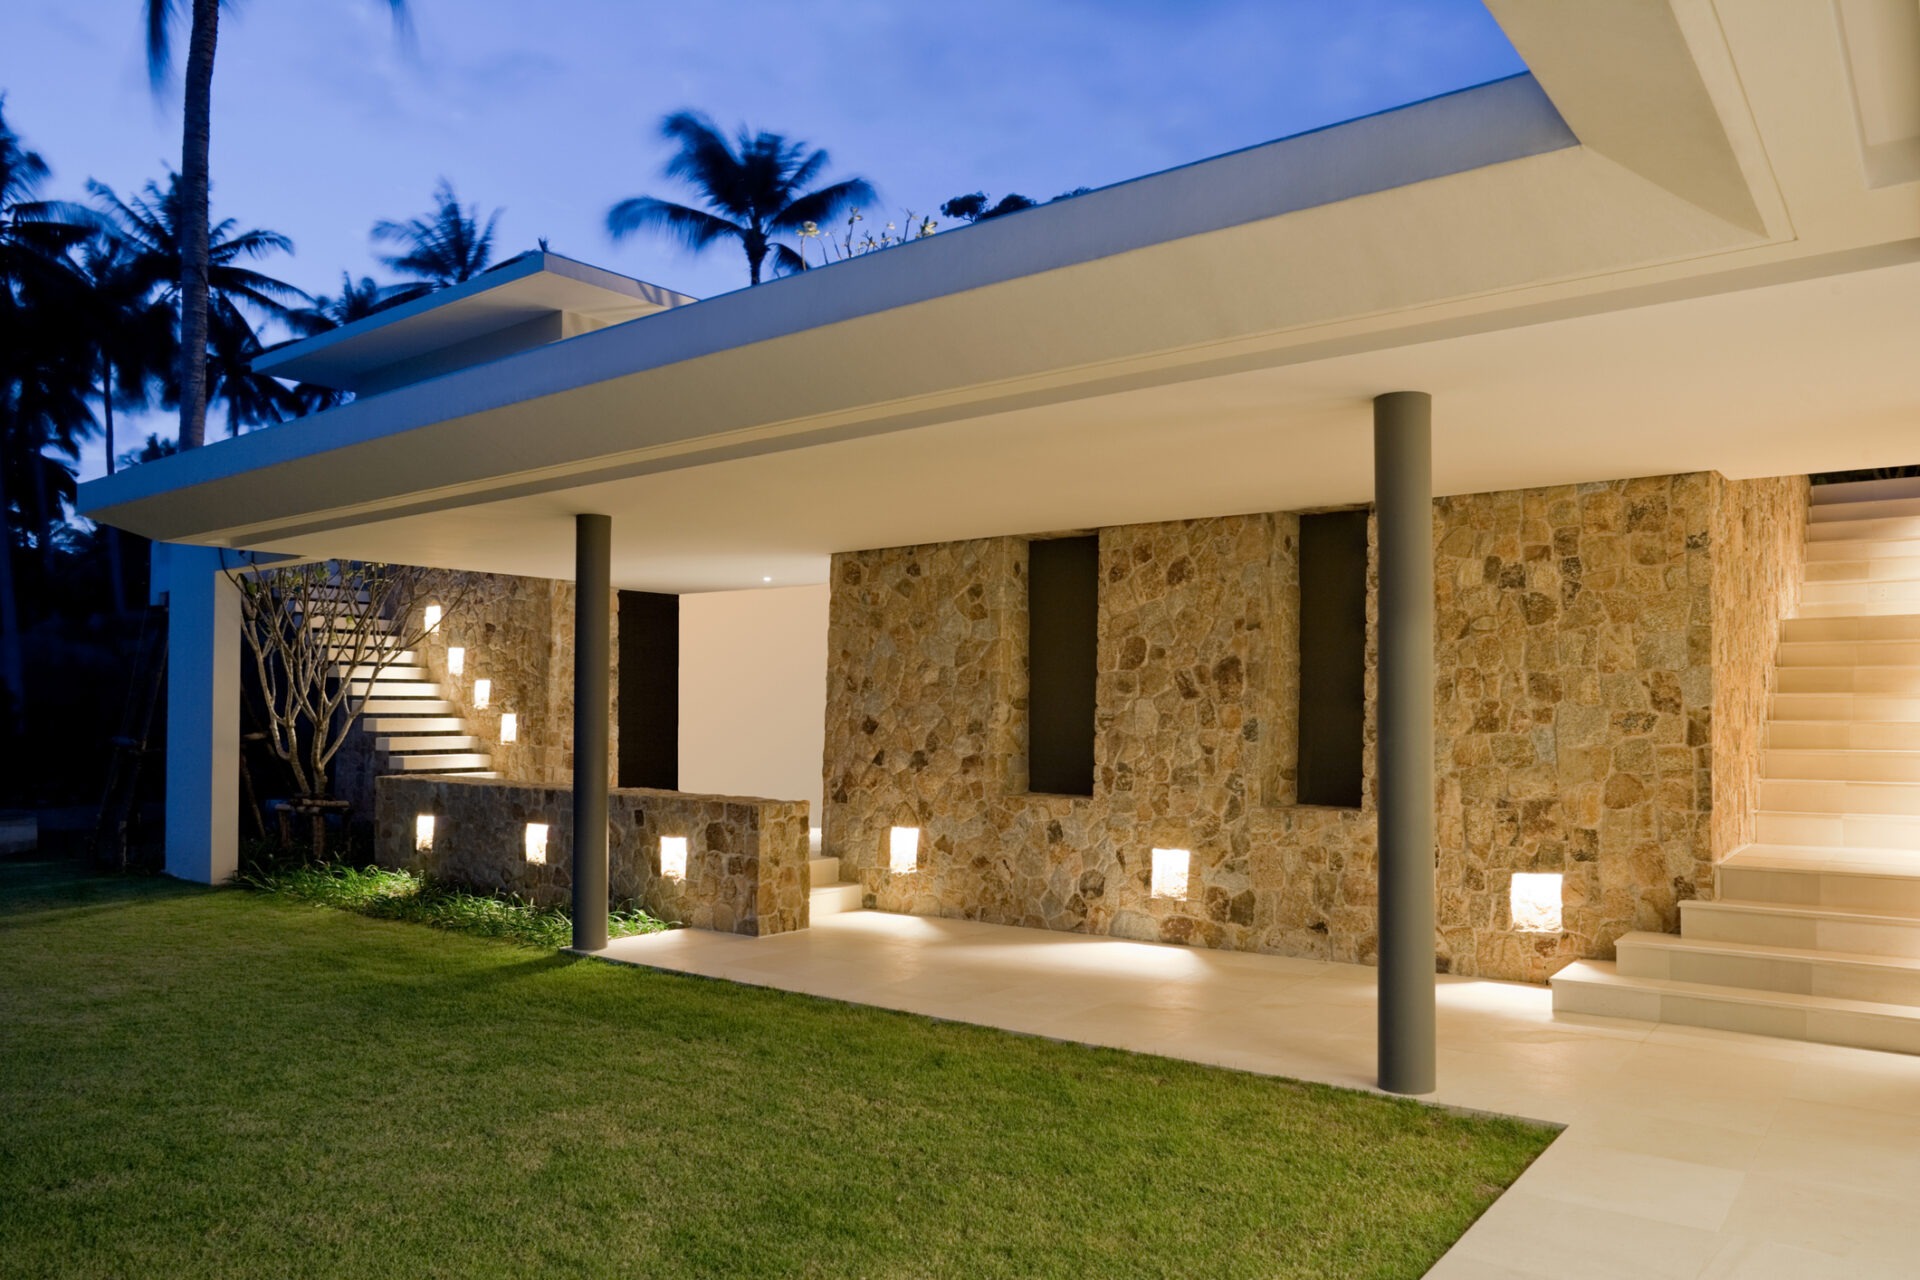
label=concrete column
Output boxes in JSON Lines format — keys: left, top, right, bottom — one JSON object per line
{"left": 1374, "top": 391, "right": 1436, "bottom": 1096}
{"left": 163, "top": 544, "right": 241, "bottom": 884}
{"left": 572, "top": 514, "right": 613, "bottom": 951}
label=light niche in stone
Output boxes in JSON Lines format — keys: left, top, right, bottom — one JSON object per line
{"left": 660, "top": 835, "right": 689, "bottom": 880}
{"left": 1510, "top": 873, "right": 1564, "bottom": 933}
{"left": 1150, "top": 847, "right": 1191, "bottom": 900}
{"left": 889, "top": 826, "right": 921, "bottom": 874}
{"left": 524, "top": 822, "right": 549, "bottom": 865}
{"left": 414, "top": 813, "right": 435, "bottom": 853}
{"left": 423, "top": 603, "right": 442, "bottom": 633}
{"left": 500, "top": 711, "right": 518, "bottom": 744}
{"left": 472, "top": 678, "right": 492, "bottom": 710}
{"left": 447, "top": 646, "right": 465, "bottom": 677}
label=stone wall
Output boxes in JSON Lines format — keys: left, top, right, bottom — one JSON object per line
{"left": 823, "top": 471, "right": 1806, "bottom": 983}
{"left": 375, "top": 775, "right": 809, "bottom": 936}
{"left": 1709, "top": 475, "right": 1809, "bottom": 862}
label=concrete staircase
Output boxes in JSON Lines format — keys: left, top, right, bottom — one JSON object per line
{"left": 1553, "top": 476, "right": 1920, "bottom": 1054}
{"left": 320, "top": 614, "right": 497, "bottom": 781}
{"left": 808, "top": 853, "right": 864, "bottom": 919}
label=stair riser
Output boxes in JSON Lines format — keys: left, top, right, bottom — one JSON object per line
{"left": 1797, "top": 600, "right": 1920, "bottom": 618}
{"left": 1618, "top": 943, "right": 1920, "bottom": 1007}
{"left": 1766, "top": 722, "right": 1920, "bottom": 750}
{"left": 1717, "top": 866, "right": 1920, "bottom": 916}
{"left": 359, "top": 700, "right": 458, "bottom": 716}
{"left": 1806, "top": 539, "right": 1920, "bottom": 563}
{"left": 1777, "top": 641, "right": 1920, "bottom": 667}
{"left": 1759, "top": 779, "right": 1920, "bottom": 816}
{"left": 810, "top": 883, "right": 864, "bottom": 916}
{"left": 1756, "top": 810, "right": 1920, "bottom": 848}
{"left": 347, "top": 682, "right": 443, "bottom": 700}
{"left": 1810, "top": 477, "right": 1920, "bottom": 506}
{"left": 1764, "top": 750, "right": 1920, "bottom": 782}
{"left": 377, "top": 736, "right": 481, "bottom": 753}
{"left": 1809, "top": 495, "right": 1920, "bottom": 524}
{"left": 807, "top": 856, "right": 841, "bottom": 891}
{"left": 1776, "top": 668, "right": 1920, "bottom": 695}
{"left": 1803, "top": 558, "right": 1920, "bottom": 584}
{"left": 1783, "top": 615, "right": 1920, "bottom": 643}
{"left": 336, "top": 666, "right": 429, "bottom": 683}
{"left": 388, "top": 755, "right": 492, "bottom": 772}
{"left": 1807, "top": 515, "right": 1920, "bottom": 543}
{"left": 1552, "top": 976, "right": 1920, "bottom": 1054}
{"left": 1682, "top": 903, "right": 1920, "bottom": 957}
{"left": 1770, "top": 694, "right": 1920, "bottom": 722}
{"left": 362, "top": 716, "right": 465, "bottom": 734}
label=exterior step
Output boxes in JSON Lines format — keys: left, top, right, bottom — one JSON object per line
{"left": 1716, "top": 851, "right": 1920, "bottom": 916}
{"left": 807, "top": 855, "right": 840, "bottom": 889}
{"left": 1764, "top": 748, "right": 1920, "bottom": 782}
{"left": 1775, "top": 666, "right": 1920, "bottom": 695}
{"left": 1776, "top": 639, "right": 1920, "bottom": 667}
{"left": 386, "top": 753, "right": 492, "bottom": 772}
{"left": 1759, "top": 778, "right": 1920, "bottom": 816}
{"left": 359, "top": 698, "right": 458, "bottom": 716}
{"left": 1806, "top": 514, "right": 1920, "bottom": 543}
{"left": 1550, "top": 960, "right": 1920, "bottom": 1055}
{"left": 347, "top": 680, "right": 443, "bottom": 700}
{"left": 377, "top": 734, "right": 481, "bottom": 753}
{"left": 1798, "top": 579, "right": 1920, "bottom": 611}
{"left": 1616, "top": 931, "right": 1920, "bottom": 1006}
{"left": 1782, "top": 614, "right": 1920, "bottom": 643}
{"left": 1755, "top": 808, "right": 1920, "bottom": 849}
{"left": 1803, "top": 556, "right": 1920, "bottom": 584}
{"left": 361, "top": 715, "right": 466, "bottom": 734}
{"left": 1805, "top": 537, "right": 1920, "bottom": 563}
{"left": 335, "top": 664, "right": 429, "bottom": 682}
{"left": 1808, "top": 494, "right": 1920, "bottom": 524}
{"left": 1810, "top": 476, "right": 1920, "bottom": 505}
{"left": 1680, "top": 898, "right": 1920, "bottom": 957}
{"left": 1766, "top": 720, "right": 1920, "bottom": 750}
{"left": 810, "top": 882, "right": 864, "bottom": 916}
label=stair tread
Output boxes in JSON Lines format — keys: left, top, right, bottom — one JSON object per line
{"left": 1618, "top": 930, "right": 1920, "bottom": 972}
{"left": 1722, "top": 844, "right": 1920, "bottom": 876}
{"left": 1553, "top": 959, "right": 1920, "bottom": 1021}
{"left": 1686, "top": 898, "right": 1920, "bottom": 927}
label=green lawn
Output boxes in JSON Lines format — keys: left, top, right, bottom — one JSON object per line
{"left": 0, "top": 860, "right": 1552, "bottom": 1279}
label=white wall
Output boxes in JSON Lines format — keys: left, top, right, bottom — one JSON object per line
{"left": 678, "top": 585, "right": 830, "bottom": 834}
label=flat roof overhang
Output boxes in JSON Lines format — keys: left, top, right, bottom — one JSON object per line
{"left": 78, "top": 2, "right": 1920, "bottom": 591}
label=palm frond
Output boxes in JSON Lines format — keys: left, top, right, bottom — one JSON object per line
{"left": 606, "top": 197, "right": 740, "bottom": 251}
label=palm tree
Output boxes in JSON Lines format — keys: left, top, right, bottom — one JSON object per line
{"left": 372, "top": 179, "right": 501, "bottom": 302}
{"left": 75, "top": 235, "right": 173, "bottom": 477}
{"left": 291, "top": 272, "right": 404, "bottom": 333}
{"left": 0, "top": 99, "right": 92, "bottom": 728}
{"left": 606, "top": 112, "right": 876, "bottom": 285}
{"left": 141, "top": 0, "right": 410, "bottom": 451}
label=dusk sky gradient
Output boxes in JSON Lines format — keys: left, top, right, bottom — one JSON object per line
{"left": 6, "top": 0, "right": 1524, "bottom": 477}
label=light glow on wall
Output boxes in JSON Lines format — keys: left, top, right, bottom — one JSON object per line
{"left": 524, "top": 822, "right": 548, "bottom": 864}
{"left": 423, "top": 603, "right": 442, "bottom": 633}
{"left": 472, "top": 678, "right": 491, "bottom": 710}
{"left": 1151, "top": 847, "right": 1191, "bottom": 900}
{"left": 1511, "top": 873, "right": 1564, "bottom": 933}
{"left": 660, "top": 835, "right": 689, "bottom": 880}
{"left": 889, "top": 826, "right": 920, "bottom": 874}
{"left": 447, "top": 646, "right": 465, "bottom": 677}
{"left": 500, "top": 712, "right": 518, "bottom": 744}
{"left": 414, "top": 814, "right": 435, "bottom": 852}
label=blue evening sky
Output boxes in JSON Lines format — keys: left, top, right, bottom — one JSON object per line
{"left": 6, "top": 0, "right": 1523, "bottom": 475}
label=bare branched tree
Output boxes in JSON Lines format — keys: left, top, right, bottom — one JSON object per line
{"left": 224, "top": 560, "right": 467, "bottom": 801}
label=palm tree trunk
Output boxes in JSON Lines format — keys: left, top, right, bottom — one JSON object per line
{"left": 175, "top": 0, "right": 219, "bottom": 453}
{"left": 102, "top": 358, "right": 115, "bottom": 476}
{"left": 103, "top": 360, "right": 127, "bottom": 613}
{"left": 0, "top": 460, "right": 25, "bottom": 734}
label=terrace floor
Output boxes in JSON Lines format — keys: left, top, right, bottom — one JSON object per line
{"left": 597, "top": 911, "right": 1920, "bottom": 1279}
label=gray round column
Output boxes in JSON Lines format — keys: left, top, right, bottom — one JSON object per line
{"left": 572, "top": 513, "right": 613, "bottom": 952}
{"left": 1374, "top": 391, "right": 1436, "bottom": 1095}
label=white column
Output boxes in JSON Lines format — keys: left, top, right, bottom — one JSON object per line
{"left": 163, "top": 544, "right": 241, "bottom": 884}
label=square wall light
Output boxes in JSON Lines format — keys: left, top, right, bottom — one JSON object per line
{"left": 500, "top": 712, "right": 518, "bottom": 744}
{"left": 660, "top": 836, "right": 688, "bottom": 880}
{"left": 1511, "top": 873, "right": 1563, "bottom": 933}
{"left": 447, "top": 646, "right": 465, "bottom": 677}
{"left": 1150, "top": 847, "right": 1191, "bottom": 900}
{"left": 889, "top": 826, "right": 920, "bottom": 874}
{"left": 524, "top": 822, "right": 548, "bottom": 865}
{"left": 414, "top": 814, "right": 435, "bottom": 853}
{"left": 423, "top": 604, "right": 442, "bottom": 633}
{"left": 472, "top": 678, "right": 491, "bottom": 710}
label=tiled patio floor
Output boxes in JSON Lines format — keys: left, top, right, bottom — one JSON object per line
{"left": 594, "top": 910, "right": 1920, "bottom": 1279}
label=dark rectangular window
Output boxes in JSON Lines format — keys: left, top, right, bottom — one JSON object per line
{"left": 1297, "top": 511, "right": 1367, "bottom": 808}
{"left": 1027, "top": 536, "right": 1099, "bottom": 796}
{"left": 617, "top": 590, "right": 679, "bottom": 790}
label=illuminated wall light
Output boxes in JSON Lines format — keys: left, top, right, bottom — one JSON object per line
{"left": 447, "top": 646, "right": 465, "bottom": 677}
{"left": 1510, "top": 873, "right": 1564, "bottom": 933}
{"left": 472, "top": 678, "right": 491, "bottom": 710}
{"left": 1150, "top": 847, "right": 1191, "bottom": 900}
{"left": 524, "top": 822, "right": 548, "bottom": 865}
{"left": 414, "top": 814, "right": 435, "bottom": 852}
{"left": 500, "top": 711, "right": 518, "bottom": 744}
{"left": 888, "top": 826, "right": 920, "bottom": 874}
{"left": 423, "top": 603, "right": 442, "bottom": 632}
{"left": 660, "top": 835, "right": 689, "bottom": 880}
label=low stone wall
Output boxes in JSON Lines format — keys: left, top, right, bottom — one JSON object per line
{"left": 375, "top": 775, "right": 809, "bottom": 936}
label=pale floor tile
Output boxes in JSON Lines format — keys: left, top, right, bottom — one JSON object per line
{"left": 586, "top": 908, "right": 1920, "bottom": 1279}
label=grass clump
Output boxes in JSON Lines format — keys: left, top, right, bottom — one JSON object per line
{"left": 240, "top": 858, "right": 666, "bottom": 948}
